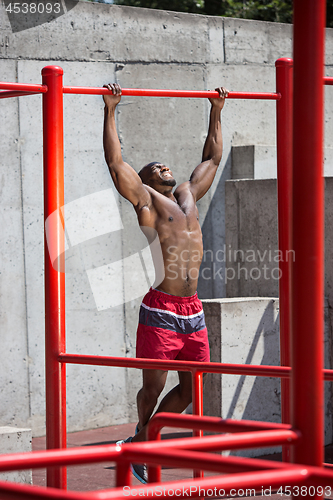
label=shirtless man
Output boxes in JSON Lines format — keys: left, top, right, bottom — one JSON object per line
{"left": 103, "top": 83, "right": 228, "bottom": 482}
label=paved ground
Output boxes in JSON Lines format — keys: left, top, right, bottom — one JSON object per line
{"left": 32, "top": 423, "right": 203, "bottom": 491}
{"left": 32, "top": 423, "right": 333, "bottom": 498}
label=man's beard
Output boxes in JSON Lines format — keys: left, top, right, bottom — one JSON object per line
{"left": 162, "top": 178, "right": 177, "bottom": 187}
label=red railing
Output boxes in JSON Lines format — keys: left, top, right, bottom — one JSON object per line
{"left": 0, "top": 1, "right": 331, "bottom": 493}
{"left": 40, "top": 62, "right": 292, "bottom": 490}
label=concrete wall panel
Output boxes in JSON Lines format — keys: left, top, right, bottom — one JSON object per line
{"left": 0, "top": 3, "right": 210, "bottom": 64}
{"left": 225, "top": 179, "right": 278, "bottom": 298}
{"left": 203, "top": 298, "right": 333, "bottom": 456}
{"left": 0, "top": 2, "right": 333, "bottom": 437}
{"left": 0, "top": 60, "right": 30, "bottom": 429}
{"left": 199, "top": 64, "right": 277, "bottom": 299}
{"left": 224, "top": 18, "right": 292, "bottom": 65}
{"left": 0, "top": 427, "right": 32, "bottom": 483}
{"left": 17, "top": 60, "right": 129, "bottom": 434}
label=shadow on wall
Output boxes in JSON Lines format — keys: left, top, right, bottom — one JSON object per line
{"left": 198, "top": 150, "right": 232, "bottom": 300}
{"left": 203, "top": 298, "right": 281, "bottom": 457}
{"left": 225, "top": 301, "right": 280, "bottom": 421}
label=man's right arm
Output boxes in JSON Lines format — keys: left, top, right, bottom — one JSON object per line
{"left": 103, "top": 83, "right": 151, "bottom": 209}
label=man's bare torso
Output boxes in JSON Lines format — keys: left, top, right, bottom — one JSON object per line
{"left": 102, "top": 83, "right": 228, "bottom": 299}
{"left": 135, "top": 182, "right": 203, "bottom": 297}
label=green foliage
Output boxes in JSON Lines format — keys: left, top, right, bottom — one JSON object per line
{"left": 220, "top": 0, "right": 293, "bottom": 23}
{"left": 113, "top": 0, "right": 202, "bottom": 13}
{"left": 114, "top": 0, "right": 294, "bottom": 20}
{"left": 111, "top": 0, "right": 333, "bottom": 27}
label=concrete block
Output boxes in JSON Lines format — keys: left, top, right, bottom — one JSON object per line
{"left": 325, "top": 27, "right": 333, "bottom": 66}
{"left": 324, "top": 148, "right": 333, "bottom": 177}
{"left": 231, "top": 144, "right": 277, "bottom": 180}
{"left": 231, "top": 144, "right": 333, "bottom": 180}
{"left": 202, "top": 298, "right": 333, "bottom": 457}
{"left": 254, "top": 146, "right": 333, "bottom": 179}
{"left": 223, "top": 18, "right": 292, "bottom": 65}
{"left": 225, "top": 179, "right": 279, "bottom": 298}
{"left": 203, "top": 297, "right": 280, "bottom": 458}
{"left": 231, "top": 145, "right": 254, "bottom": 179}
{"left": 324, "top": 178, "right": 333, "bottom": 386}
{"left": 225, "top": 177, "right": 333, "bottom": 304}
{"left": 0, "top": 427, "right": 32, "bottom": 483}
{"left": 324, "top": 65, "right": 333, "bottom": 150}
{"left": 207, "top": 16, "right": 224, "bottom": 64}
{"left": 254, "top": 145, "right": 277, "bottom": 179}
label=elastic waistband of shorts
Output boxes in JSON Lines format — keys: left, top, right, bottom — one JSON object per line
{"left": 150, "top": 287, "right": 199, "bottom": 303}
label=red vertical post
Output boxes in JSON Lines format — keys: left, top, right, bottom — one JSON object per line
{"left": 116, "top": 462, "right": 132, "bottom": 487}
{"left": 192, "top": 370, "right": 203, "bottom": 480}
{"left": 275, "top": 58, "right": 293, "bottom": 462}
{"left": 42, "top": 66, "right": 67, "bottom": 489}
{"left": 291, "top": 0, "right": 325, "bottom": 469}
{"left": 148, "top": 428, "right": 162, "bottom": 483}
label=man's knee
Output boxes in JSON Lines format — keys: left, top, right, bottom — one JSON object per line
{"left": 139, "top": 383, "right": 163, "bottom": 404}
{"left": 140, "top": 371, "right": 167, "bottom": 403}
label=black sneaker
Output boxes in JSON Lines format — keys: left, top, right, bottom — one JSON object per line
{"left": 116, "top": 436, "right": 132, "bottom": 445}
{"left": 116, "top": 435, "right": 147, "bottom": 484}
{"left": 131, "top": 463, "right": 148, "bottom": 484}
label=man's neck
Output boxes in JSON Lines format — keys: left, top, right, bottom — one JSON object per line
{"left": 154, "top": 185, "right": 175, "bottom": 200}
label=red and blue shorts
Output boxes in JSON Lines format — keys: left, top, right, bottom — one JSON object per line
{"left": 136, "top": 287, "right": 210, "bottom": 362}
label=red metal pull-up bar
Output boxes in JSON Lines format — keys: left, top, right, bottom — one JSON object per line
{"left": 0, "top": 90, "right": 42, "bottom": 99}
{"left": 0, "top": 81, "right": 47, "bottom": 93}
{"left": 63, "top": 86, "right": 281, "bottom": 100}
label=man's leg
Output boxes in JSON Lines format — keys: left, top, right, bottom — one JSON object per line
{"left": 133, "top": 369, "right": 168, "bottom": 442}
{"left": 133, "top": 371, "right": 192, "bottom": 442}
{"left": 155, "top": 371, "right": 192, "bottom": 414}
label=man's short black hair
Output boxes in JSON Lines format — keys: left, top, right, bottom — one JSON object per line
{"left": 138, "top": 161, "right": 161, "bottom": 183}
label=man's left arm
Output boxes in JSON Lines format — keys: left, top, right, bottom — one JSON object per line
{"left": 189, "top": 87, "right": 228, "bottom": 201}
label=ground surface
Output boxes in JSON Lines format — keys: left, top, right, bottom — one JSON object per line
{"left": 32, "top": 423, "right": 333, "bottom": 499}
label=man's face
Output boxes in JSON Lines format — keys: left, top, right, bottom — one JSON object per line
{"left": 149, "top": 163, "right": 176, "bottom": 188}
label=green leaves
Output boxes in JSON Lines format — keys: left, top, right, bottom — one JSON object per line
{"left": 106, "top": 0, "right": 333, "bottom": 28}
{"left": 221, "top": 0, "right": 292, "bottom": 23}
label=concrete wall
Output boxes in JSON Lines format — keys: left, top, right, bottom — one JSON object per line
{"left": 203, "top": 298, "right": 333, "bottom": 457}
{"left": 0, "top": 427, "right": 32, "bottom": 483}
{"left": 225, "top": 177, "right": 333, "bottom": 305}
{"left": 1, "top": 1, "right": 333, "bottom": 436}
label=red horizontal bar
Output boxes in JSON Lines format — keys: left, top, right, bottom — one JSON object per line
{"left": 60, "top": 353, "right": 333, "bottom": 381}
{"left": 63, "top": 86, "right": 280, "bottom": 100}
{"left": 59, "top": 353, "right": 291, "bottom": 378}
{"left": 0, "top": 466, "right": 312, "bottom": 500}
{"left": 324, "top": 77, "right": 333, "bottom": 85}
{"left": 0, "top": 480, "right": 88, "bottom": 500}
{"left": 147, "top": 412, "right": 292, "bottom": 441}
{"left": 324, "top": 369, "right": 333, "bottom": 381}
{"left": 0, "top": 81, "right": 47, "bottom": 93}
{"left": 0, "top": 430, "right": 299, "bottom": 472}
{"left": 0, "top": 90, "right": 43, "bottom": 99}
{"left": 129, "top": 447, "right": 291, "bottom": 475}
{"left": 2, "top": 462, "right": 333, "bottom": 500}
{"left": 94, "top": 467, "right": 312, "bottom": 500}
